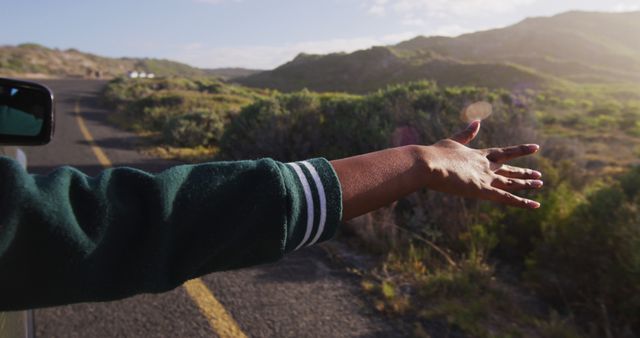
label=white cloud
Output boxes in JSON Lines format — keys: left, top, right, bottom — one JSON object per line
{"left": 612, "top": 2, "right": 640, "bottom": 12}
{"left": 365, "top": 0, "right": 537, "bottom": 24}
{"left": 170, "top": 32, "right": 420, "bottom": 69}
{"left": 368, "top": 5, "right": 387, "bottom": 16}
{"left": 170, "top": 1, "right": 498, "bottom": 69}
{"left": 429, "top": 24, "right": 469, "bottom": 36}
{"left": 194, "top": 0, "right": 242, "bottom": 4}
{"left": 367, "top": 0, "right": 389, "bottom": 16}
{"left": 402, "top": 18, "right": 426, "bottom": 26}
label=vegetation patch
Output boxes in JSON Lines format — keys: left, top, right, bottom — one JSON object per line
{"left": 102, "top": 77, "right": 640, "bottom": 337}
{"left": 102, "top": 76, "right": 268, "bottom": 157}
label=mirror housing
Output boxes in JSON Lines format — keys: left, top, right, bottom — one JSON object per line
{"left": 0, "top": 78, "right": 55, "bottom": 145}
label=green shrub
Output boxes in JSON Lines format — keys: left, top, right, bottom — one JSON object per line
{"left": 162, "top": 111, "right": 225, "bottom": 147}
{"left": 216, "top": 90, "right": 391, "bottom": 161}
{"left": 101, "top": 77, "right": 264, "bottom": 139}
{"left": 526, "top": 167, "right": 640, "bottom": 336}
{"left": 217, "top": 81, "right": 533, "bottom": 162}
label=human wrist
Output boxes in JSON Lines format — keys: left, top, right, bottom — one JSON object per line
{"left": 394, "top": 144, "right": 430, "bottom": 190}
{"left": 412, "top": 144, "right": 440, "bottom": 189}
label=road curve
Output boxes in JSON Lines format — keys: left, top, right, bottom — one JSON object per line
{"left": 23, "top": 79, "right": 404, "bottom": 338}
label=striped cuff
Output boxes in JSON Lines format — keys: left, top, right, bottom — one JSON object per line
{"left": 278, "top": 158, "right": 342, "bottom": 253}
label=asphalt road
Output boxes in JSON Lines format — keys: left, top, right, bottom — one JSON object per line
{"left": 21, "top": 79, "right": 404, "bottom": 338}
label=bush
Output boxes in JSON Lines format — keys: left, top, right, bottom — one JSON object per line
{"left": 217, "top": 81, "right": 536, "bottom": 162}
{"left": 100, "top": 76, "right": 267, "bottom": 154}
{"left": 162, "top": 111, "right": 225, "bottom": 147}
{"left": 525, "top": 167, "right": 640, "bottom": 336}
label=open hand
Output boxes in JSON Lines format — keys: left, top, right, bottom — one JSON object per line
{"left": 422, "top": 120, "right": 543, "bottom": 209}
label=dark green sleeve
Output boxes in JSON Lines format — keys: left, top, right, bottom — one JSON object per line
{"left": 0, "top": 157, "right": 342, "bottom": 311}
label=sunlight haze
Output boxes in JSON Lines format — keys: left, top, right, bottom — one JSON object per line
{"left": 2, "top": 0, "right": 639, "bottom": 69}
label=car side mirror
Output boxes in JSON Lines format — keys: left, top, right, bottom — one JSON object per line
{"left": 0, "top": 78, "right": 55, "bottom": 145}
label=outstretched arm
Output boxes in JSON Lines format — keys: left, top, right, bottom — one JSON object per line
{"left": 331, "top": 120, "right": 543, "bottom": 221}
{"left": 0, "top": 158, "right": 342, "bottom": 310}
{"left": 0, "top": 120, "right": 540, "bottom": 310}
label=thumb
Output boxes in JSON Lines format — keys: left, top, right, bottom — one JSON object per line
{"left": 450, "top": 120, "right": 481, "bottom": 145}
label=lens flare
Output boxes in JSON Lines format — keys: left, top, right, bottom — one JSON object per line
{"left": 461, "top": 101, "right": 492, "bottom": 122}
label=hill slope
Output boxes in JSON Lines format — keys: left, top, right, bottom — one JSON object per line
{"left": 394, "top": 11, "right": 640, "bottom": 83}
{"left": 0, "top": 43, "right": 261, "bottom": 79}
{"left": 240, "top": 47, "right": 554, "bottom": 93}
{"left": 239, "top": 11, "right": 640, "bottom": 93}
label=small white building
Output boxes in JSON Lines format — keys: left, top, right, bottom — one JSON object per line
{"left": 128, "top": 71, "right": 156, "bottom": 79}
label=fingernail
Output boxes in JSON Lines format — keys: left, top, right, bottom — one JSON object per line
{"left": 527, "top": 144, "right": 540, "bottom": 151}
{"left": 528, "top": 200, "right": 541, "bottom": 208}
{"left": 532, "top": 170, "right": 542, "bottom": 178}
{"left": 530, "top": 180, "right": 544, "bottom": 188}
{"left": 469, "top": 120, "right": 481, "bottom": 128}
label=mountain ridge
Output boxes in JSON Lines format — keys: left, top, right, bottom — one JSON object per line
{"left": 0, "top": 43, "right": 261, "bottom": 80}
{"left": 238, "top": 10, "right": 640, "bottom": 93}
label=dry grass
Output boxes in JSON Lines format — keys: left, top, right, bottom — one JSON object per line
{"left": 144, "top": 145, "right": 218, "bottom": 163}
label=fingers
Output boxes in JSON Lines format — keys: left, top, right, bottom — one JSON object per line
{"left": 486, "top": 144, "right": 539, "bottom": 163}
{"left": 494, "top": 164, "right": 542, "bottom": 179}
{"left": 486, "top": 187, "right": 541, "bottom": 209}
{"left": 450, "top": 120, "right": 481, "bottom": 145}
{"left": 491, "top": 176, "right": 543, "bottom": 192}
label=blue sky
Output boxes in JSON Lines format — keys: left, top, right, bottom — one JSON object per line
{"left": 2, "top": 0, "right": 639, "bottom": 69}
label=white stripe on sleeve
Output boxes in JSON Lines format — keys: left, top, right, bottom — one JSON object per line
{"left": 287, "top": 162, "right": 315, "bottom": 251}
{"left": 301, "top": 161, "right": 327, "bottom": 247}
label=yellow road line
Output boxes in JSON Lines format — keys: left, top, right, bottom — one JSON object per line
{"left": 73, "top": 101, "right": 247, "bottom": 338}
{"left": 184, "top": 279, "right": 248, "bottom": 338}
{"left": 74, "top": 102, "right": 112, "bottom": 168}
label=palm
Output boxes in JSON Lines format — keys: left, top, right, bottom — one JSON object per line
{"left": 426, "top": 121, "right": 543, "bottom": 209}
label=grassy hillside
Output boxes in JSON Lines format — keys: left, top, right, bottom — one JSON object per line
{"left": 395, "top": 11, "right": 640, "bottom": 82}
{"left": 101, "top": 76, "right": 269, "bottom": 159}
{"left": 203, "top": 67, "right": 263, "bottom": 80}
{"left": 241, "top": 47, "right": 555, "bottom": 93}
{"left": 239, "top": 11, "right": 640, "bottom": 93}
{"left": 0, "top": 43, "right": 260, "bottom": 79}
{"left": 0, "top": 43, "right": 132, "bottom": 78}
